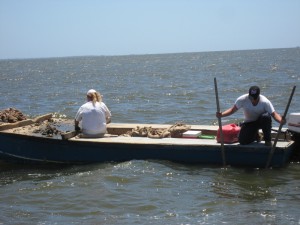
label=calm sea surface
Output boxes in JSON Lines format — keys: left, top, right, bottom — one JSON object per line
{"left": 0, "top": 48, "right": 299, "bottom": 224}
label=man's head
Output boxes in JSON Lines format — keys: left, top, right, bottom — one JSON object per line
{"left": 249, "top": 86, "right": 260, "bottom": 100}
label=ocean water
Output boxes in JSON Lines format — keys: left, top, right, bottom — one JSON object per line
{"left": 0, "top": 48, "right": 299, "bottom": 224}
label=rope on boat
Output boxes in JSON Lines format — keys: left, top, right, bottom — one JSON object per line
{"left": 121, "top": 123, "right": 191, "bottom": 139}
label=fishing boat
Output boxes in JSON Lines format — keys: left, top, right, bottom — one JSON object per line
{"left": 0, "top": 114, "right": 296, "bottom": 168}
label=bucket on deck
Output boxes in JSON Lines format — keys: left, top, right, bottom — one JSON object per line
{"left": 217, "top": 123, "right": 240, "bottom": 144}
{"left": 288, "top": 112, "right": 300, "bottom": 133}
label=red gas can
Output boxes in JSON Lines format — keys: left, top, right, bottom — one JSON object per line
{"left": 217, "top": 123, "right": 240, "bottom": 144}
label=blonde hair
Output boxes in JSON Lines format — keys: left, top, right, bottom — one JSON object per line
{"left": 88, "top": 91, "right": 102, "bottom": 104}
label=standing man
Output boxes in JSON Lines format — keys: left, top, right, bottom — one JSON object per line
{"left": 216, "top": 86, "right": 285, "bottom": 146}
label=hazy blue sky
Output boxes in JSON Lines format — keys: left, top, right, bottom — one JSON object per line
{"left": 1, "top": 0, "right": 299, "bottom": 59}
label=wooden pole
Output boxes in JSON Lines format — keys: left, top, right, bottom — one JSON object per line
{"left": 265, "top": 85, "right": 296, "bottom": 168}
{"left": 214, "top": 77, "right": 226, "bottom": 167}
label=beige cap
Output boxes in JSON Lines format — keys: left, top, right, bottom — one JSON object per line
{"left": 87, "top": 89, "right": 96, "bottom": 95}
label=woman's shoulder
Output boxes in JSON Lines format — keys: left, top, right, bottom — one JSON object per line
{"left": 98, "top": 101, "right": 107, "bottom": 106}
{"left": 81, "top": 101, "right": 91, "bottom": 107}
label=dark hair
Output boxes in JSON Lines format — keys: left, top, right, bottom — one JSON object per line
{"left": 249, "top": 86, "right": 260, "bottom": 100}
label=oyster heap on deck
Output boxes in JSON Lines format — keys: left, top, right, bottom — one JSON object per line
{"left": 122, "top": 123, "right": 191, "bottom": 138}
{"left": 0, "top": 108, "right": 27, "bottom": 123}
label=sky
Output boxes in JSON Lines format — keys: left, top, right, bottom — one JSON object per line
{"left": 0, "top": 0, "right": 299, "bottom": 59}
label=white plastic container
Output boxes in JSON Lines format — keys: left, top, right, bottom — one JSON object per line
{"left": 288, "top": 112, "right": 300, "bottom": 133}
{"left": 182, "top": 130, "right": 202, "bottom": 138}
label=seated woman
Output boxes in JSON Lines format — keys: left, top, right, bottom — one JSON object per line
{"left": 75, "top": 89, "right": 111, "bottom": 138}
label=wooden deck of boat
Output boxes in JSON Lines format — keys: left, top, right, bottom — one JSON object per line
{"left": 71, "top": 123, "right": 222, "bottom": 146}
{"left": 69, "top": 133, "right": 292, "bottom": 149}
{"left": 106, "top": 123, "right": 219, "bottom": 135}
{"left": 0, "top": 121, "right": 293, "bottom": 149}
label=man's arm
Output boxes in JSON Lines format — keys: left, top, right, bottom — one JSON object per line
{"left": 271, "top": 111, "right": 286, "bottom": 124}
{"left": 216, "top": 105, "right": 238, "bottom": 118}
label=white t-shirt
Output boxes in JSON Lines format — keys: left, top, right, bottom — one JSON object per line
{"left": 235, "top": 94, "right": 275, "bottom": 123}
{"left": 75, "top": 101, "right": 111, "bottom": 135}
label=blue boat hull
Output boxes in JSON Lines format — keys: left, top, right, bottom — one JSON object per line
{"left": 0, "top": 132, "right": 294, "bottom": 168}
